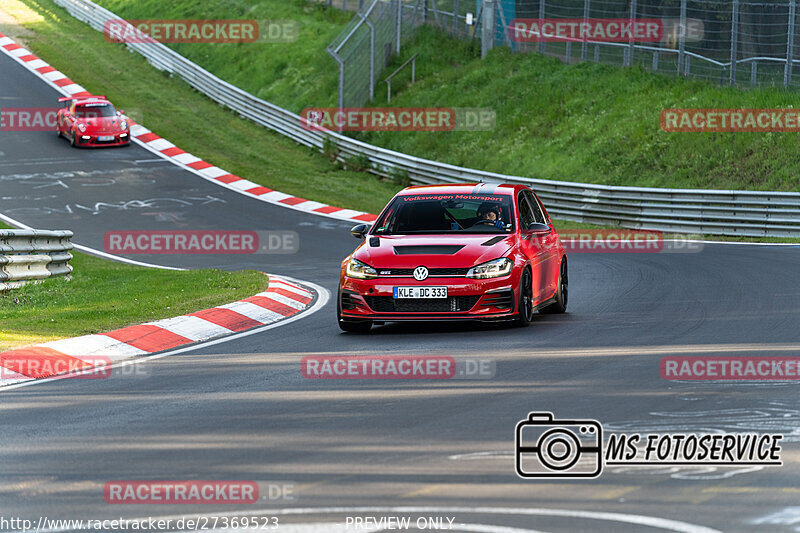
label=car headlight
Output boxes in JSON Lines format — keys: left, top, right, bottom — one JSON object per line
{"left": 346, "top": 258, "right": 378, "bottom": 279}
{"left": 120, "top": 120, "right": 128, "bottom": 130}
{"left": 466, "top": 257, "right": 513, "bottom": 279}
{"left": 76, "top": 122, "right": 87, "bottom": 132}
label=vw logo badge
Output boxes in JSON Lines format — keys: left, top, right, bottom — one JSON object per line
{"left": 413, "top": 266, "right": 429, "bottom": 281}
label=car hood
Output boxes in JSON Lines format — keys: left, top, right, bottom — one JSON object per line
{"left": 79, "top": 117, "right": 125, "bottom": 134}
{"left": 352, "top": 234, "right": 515, "bottom": 268}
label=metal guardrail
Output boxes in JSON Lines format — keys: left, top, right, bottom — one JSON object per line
{"left": 0, "top": 230, "right": 74, "bottom": 291}
{"left": 54, "top": 0, "right": 800, "bottom": 237}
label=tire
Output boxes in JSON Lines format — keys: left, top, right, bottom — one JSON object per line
{"left": 69, "top": 130, "right": 77, "bottom": 147}
{"left": 515, "top": 268, "right": 534, "bottom": 327}
{"left": 337, "top": 294, "right": 372, "bottom": 333}
{"left": 541, "top": 258, "right": 568, "bottom": 314}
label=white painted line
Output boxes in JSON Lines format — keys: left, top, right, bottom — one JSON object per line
{"left": 72, "top": 244, "right": 186, "bottom": 270}
{"left": 0, "top": 368, "right": 31, "bottom": 388}
{"left": 144, "top": 315, "right": 233, "bottom": 342}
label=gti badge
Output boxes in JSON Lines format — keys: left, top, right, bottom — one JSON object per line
{"left": 413, "top": 266, "right": 429, "bottom": 281}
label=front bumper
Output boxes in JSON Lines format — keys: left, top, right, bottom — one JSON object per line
{"left": 339, "top": 275, "right": 519, "bottom": 321}
{"left": 75, "top": 132, "right": 130, "bottom": 147}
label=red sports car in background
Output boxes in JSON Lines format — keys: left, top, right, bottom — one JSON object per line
{"left": 338, "top": 183, "right": 568, "bottom": 332}
{"left": 56, "top": 95, "right": 130, "bottom": 147}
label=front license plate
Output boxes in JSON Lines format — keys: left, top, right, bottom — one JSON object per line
{"left": 393, "top": 286, "right": 448, "bottom": 299}
{"left": 98, "top": 135, "right": 114, "bottom": 141}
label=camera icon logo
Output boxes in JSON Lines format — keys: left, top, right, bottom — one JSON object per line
{"left": 515, "top": 412, "right": 603, "bottom": 478}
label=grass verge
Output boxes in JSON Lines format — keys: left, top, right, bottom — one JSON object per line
{"left": 0, "top": 249, "right": 269, "bottom": 352}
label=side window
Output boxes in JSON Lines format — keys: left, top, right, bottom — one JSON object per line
{"left": 525, "top": 191, "right": 546, "bottom": 224}
{"left": 517, "top": 192, "right": 535, "bottom": 229}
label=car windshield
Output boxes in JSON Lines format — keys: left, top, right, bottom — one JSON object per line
{"left": 74, "top": 103, "right": 116, "bottom": 119}
{"left": 372, "top": 193, "right": 514, "bottom": 235}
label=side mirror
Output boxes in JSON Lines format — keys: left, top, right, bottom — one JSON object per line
{"left": 528, "top": 222, "right": 551, "bottom": 234}
{"left": 350, "top": 223, "right": 370, "bottom": 239}
{"left": 117, "top": 110, "right": 125, "bottom": 115}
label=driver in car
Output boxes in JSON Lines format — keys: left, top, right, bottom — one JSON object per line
{"left": 474, "top": 202, "right": 505, "bottom": 228}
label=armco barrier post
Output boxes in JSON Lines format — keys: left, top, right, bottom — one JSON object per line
{"left": 627, "top": 0, "right": 637, "bottom": 67}
{"left": 677, "top": 0, "right": 686, "bottom": 74}
{"left": 785, "top": 0, "right": 796, "bottom": 87}
{"left": 581, "top": 0, "right": 589, "bottom": 61}
{"left": 481, "top": 0, "right": 494, "bottom": 58}
{"left": 730, "top": 0, "right": 738, "bottom": 85}
{"left": 538, "top": 0, "right": 545, "bottom": 54}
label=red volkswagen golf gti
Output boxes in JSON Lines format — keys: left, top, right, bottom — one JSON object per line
{"left": 337, "top": 183, "right": 568, "bottom": 332}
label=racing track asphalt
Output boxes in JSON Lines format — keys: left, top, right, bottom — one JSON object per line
{"left": 2, "top": 48, "right": 800, "bottom": 533}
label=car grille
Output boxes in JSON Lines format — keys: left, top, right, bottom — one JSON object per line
{"left": 377, "top": 267, "right": 470, "bottom": 277}
{"left": 481, "top": 290, "right": 515, "bottom": 310}
{"left": 365, "top": 295, "right": 481, "bottom": 313}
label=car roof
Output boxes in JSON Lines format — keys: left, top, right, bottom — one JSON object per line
{"left": 396, "top": 183, "right": 523, "bottom": 196}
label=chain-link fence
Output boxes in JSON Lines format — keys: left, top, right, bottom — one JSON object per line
{"left": 322, "top": 0, "right": 474, "bottom": 109}
{"left": 318, "top": 0, "right": 800, "bottom": 109}
{"left": 510, "top": 0, "right": 800, "bottom": 89}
